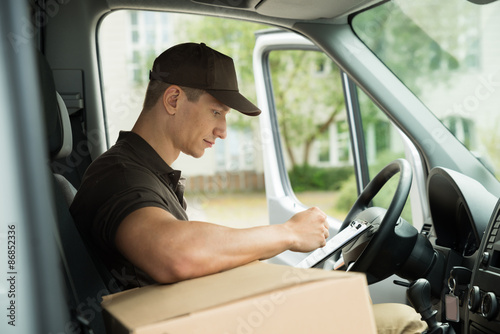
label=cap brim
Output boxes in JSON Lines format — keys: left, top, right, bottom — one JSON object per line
{"left": 206, "top": 90, "right": 261, "bottom": 116}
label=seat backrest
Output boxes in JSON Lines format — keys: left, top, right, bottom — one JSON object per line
{"left": 40, "top": 51, "right": 115, "bottom": 334}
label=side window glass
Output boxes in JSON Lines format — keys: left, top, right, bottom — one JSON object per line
{"left": 98, "top": 10, "right": 270, "bottom": 228}
{"left": 268, "top": 50, "right": 356, "bottom": 221}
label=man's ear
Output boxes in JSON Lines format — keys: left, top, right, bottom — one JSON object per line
{"left": 163, "top": 85, "right": 181, "bottom": 115}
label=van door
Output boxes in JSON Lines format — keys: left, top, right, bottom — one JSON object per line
{"left": 253, "top": 29, "right": 425, "bottom": 304}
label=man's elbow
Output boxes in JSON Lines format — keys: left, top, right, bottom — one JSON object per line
{"left": 148, "top": 257, "right": 202, "bottom": 284}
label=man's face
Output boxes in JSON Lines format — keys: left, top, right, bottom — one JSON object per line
{"left": 174, "top": 91, "right": 230, "bottom": 158}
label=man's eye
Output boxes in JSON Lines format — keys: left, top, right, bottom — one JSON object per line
{"left": 212, "top": 110, "right": 221, "bottom": 116}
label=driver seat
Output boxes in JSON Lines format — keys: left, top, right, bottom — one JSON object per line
{"left": 40, "top": 50, "right": 117, "bottom": 333}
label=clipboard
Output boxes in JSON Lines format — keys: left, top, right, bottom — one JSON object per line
{"left": 295, "top": 220, "right": 369, "bottom": 269}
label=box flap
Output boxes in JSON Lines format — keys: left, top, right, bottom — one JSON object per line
{"left": 101, "top": 261, "right": 359, "bottom": 330}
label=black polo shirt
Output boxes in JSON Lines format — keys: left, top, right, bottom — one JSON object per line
{"left": 70, "top": 131, "right": 188, "bottom": 289}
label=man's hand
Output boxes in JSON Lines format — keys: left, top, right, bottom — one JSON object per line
{"left": 283, "top": 207, "right": 329, "bottom": 252}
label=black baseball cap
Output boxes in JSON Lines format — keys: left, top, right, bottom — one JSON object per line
{"left": 149, "top": 42, "right": 261, "bottom": 116}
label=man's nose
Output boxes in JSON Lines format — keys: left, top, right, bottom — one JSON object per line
{"left": 214, "top": 119, "right": 227, "bottom": 139}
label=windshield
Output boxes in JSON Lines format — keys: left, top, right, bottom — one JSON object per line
{"left": 352, "top": 0, "right": 500, "bottom": 179}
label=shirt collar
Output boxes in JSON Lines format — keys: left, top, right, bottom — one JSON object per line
{"left": 117, "top": 131, "right": 182, "bottom": 187}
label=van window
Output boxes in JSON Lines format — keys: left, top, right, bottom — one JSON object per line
{"left": 267, "top": 49, "right": 412, "bottom": 223}
{"left": 98, "top": 11, "right": 270, "bottom": 227}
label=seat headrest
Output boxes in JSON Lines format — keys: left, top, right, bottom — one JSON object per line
{"left": 39, "top": 51, "right": 72, "bottom": 160}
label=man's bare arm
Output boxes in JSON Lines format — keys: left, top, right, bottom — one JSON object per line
{"left": 115, "top": 206, "right": 329, "bottom": 283}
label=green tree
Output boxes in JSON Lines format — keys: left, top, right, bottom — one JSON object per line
{"left": 269, "top": 50, "right": 345, "bottom": 166}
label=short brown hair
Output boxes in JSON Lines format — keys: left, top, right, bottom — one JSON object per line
{"left": 142, "top": 80, "right": 205, "bottom": 111}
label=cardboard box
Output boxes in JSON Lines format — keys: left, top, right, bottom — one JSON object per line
{"left": 101, "top": 261, "right": 376, "bottom": 334}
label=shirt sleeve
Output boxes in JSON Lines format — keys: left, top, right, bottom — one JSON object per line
{"left": 92, "top": 185, "right": 169, "bottom": 252}
{"left": 86, "top": 163, "right": 187, "bottom": 255}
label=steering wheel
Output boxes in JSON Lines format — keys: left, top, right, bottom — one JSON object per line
{"left": 335, "top": 158, "right": 414, "bottom": 284}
